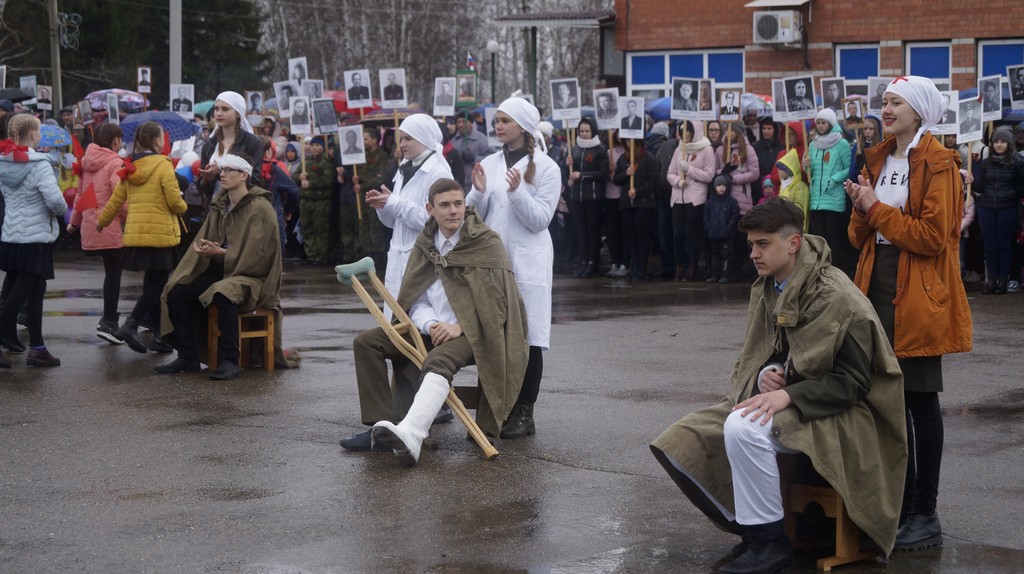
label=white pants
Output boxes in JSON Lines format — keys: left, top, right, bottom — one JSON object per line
{"left": 723, "top": 409, "right": 799, "bottom": 526}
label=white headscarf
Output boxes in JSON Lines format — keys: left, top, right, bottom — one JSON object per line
{"left": 398, "top": 113, "right": 444, "bottom": 156}
{"left": 883, "top": 76, "right": 944, "bottom": 154}
{"left": 211, "top": 91, "right": 254, "bottom": 137}
{"left": 497, "top": 98, "right": 547, "bottom": 153}
{"left": 219, "top": 153, "right": 253, "bottom": 175}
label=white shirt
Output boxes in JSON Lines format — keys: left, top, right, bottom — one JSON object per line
{"left": 409, "top": 226, "right": 461, "bottom": 334}
{"left": 874, "top": 155, "right": 909, "bottom": 245}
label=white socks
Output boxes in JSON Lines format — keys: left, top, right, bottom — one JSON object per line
{"left": 371, "top": 372, "right": 450, "bottom": 465}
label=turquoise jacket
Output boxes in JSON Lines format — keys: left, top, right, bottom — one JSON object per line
{"left": 807, "top": 123, "right": 852, "bottom": 213}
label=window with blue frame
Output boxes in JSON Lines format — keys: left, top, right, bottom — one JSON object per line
{"left": 628, "top": 50, "right": 745, "bottom": 97}
{"left": 906, "top": 42, "right": 951, "bottom": 90}
{"left": 835, "top": 44, "right": 879, "bottom": 94}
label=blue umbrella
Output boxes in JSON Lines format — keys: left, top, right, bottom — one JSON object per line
{"left": 645, "top": 97, "right": 671, "bottom": 122}
{"left": 39, "top": 124, "right": 72, "bottom": 148}
{"left": 120, "top": 111, "right": 201, "bottom": 143}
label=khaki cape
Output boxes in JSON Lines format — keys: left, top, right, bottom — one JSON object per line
{"left": 396, "top": 207, "right": 529, "bottom": 437}
{"left": 651, "top": 235, "right": 907, "bottom": 554}
{"left": 160, "top": 187, "right": 287, "bottom": 366}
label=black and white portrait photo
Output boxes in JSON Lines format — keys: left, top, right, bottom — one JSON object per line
{"left": 784, "top": 76, "right": 815, "bottom": 115}
{"left": 302, "top": 79, "right": 324, "bottom": 99}
{"left": 288, "top": 57, "right": 308, "bottom": 82}
{"left": 820, "top": 77, "right": 846, "bottom": 112}
{"left": 19, "top": 75, "right": 37, "bottom": 106}
{"left": 379, "top": 68, "right": 407, "bottom": 108}
{"left": 485, "top": 106, "right": 499, "bottom": 148}
{"left": 842, "top": 98, "right": 864, "bottom": 128}
{"left": 930, "top": 92, "right": 957, "bottom": 136}
{"left": 344, "top": 69, "right": 372, "bottom": 108}
{"left": 137, "top": 66, "right": 151, "bottom": 94}
{"left": 550, "top": 78, "right": 581, "bottom": 121}
{"left": 35, "top": 85, "right": 52, "bottom": 111}
{"left": 957, "top": 98, "right": 982, "bottom": 145}
{"left": 106, "top": 93, "right": 120, "bottom": 125}
{"left": 719, "top": 90, "right": 741, "bottom": 121}
{"left": 593, "top": 88, "right": 620, "bottom": 131}
{"left": 1007, "top": 65, "right": 1024, "bottom": 111}
{"left": 274, "top": 80, "right": 300, "bottom": 115}
{"left": 772, "top": 79, "right": 788, "bottom": 122}
{"left": 671, "top": 77, "right": 699, "bottom": 120}
{"left": 618, "top": 96, "right": 645, "bottom": 139}
{"left": 338, "top": 125, "right": 366, "bottom": 166}
{"left": 170, "top": 84, "right": 194, "bottom": 118}
{"left": 868, "top": 77, "right": 894, "bottom": 114}
{"left": 246, "top": 91, "right": 264, "bottom": 115}
{"left": 979, "top": 75, "right": 1002, "bottom": 121}
{"left": 433, "top": 77, "right": 456, "bottom": 117}
{"left": 313, "top": 99, "right": 338, "bottom": 134}
{"left": 457, "top": 72, "right": 476, "bottom": 104}
{"left": 289, "top": 96, "right": 311, "bottom": 135}
{"left": 78, "top": 100, "right": 93, "bottom": 125}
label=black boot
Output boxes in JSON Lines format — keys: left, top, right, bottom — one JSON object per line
{"left": 719, "top": 520, "right": 793, "bottom": 574}
{"left": 148, "top": 333, "right": 174, "bottom": 353}
{"left": 719, "top": 259, "right": 731, "bottom": 284}
{"left": 994, "top": 276, "right": 1007, "bottom": 295}
{"left": 581, "top": 261, "right": 597, "bottom": 278}
{"left": 894, "top": 512, "right": 942, "bottom": 551}
{"left": 115, "top": 317, "right": 147, "bottom": 353}
{"left": 500, "top": 403, "right": 536, "bottom": 439}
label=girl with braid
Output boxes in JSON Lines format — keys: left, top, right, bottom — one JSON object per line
{"left": 468, "top": 98, "right": 561, "bottom": 439}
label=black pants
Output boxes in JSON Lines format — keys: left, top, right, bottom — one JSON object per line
{"left": 902, "top": 391, "right": 944, "bottom": 517}
{"left": 571, "top": 200, "right": 603, "bottom": 265}
{"left": 809, "top": 210, "right": 855, "bottom": 277}
{"left": 604, "top": 198, "right": 624, "bottom": 266}
{"left": 131, "top": 270, "right": 170, "bottom": 330}
{"left": 515, "top": 345, "right": 544, "bottom": 406}
{"left": 622, "top": 206, "right": 656, "bottom": 278}
{"left": 0, "top": 271, "right": 45, "bottom": 347}
{"left": 166, "top": 273, "right": 239, "bottom": 363}
{"left": 99, "top": 250, "right": 123, "bottom": 322}
{"left": 672, "top": 203, "right": 704, "bottom": 275}
{"left": 707, "top": 239, "right": 734, "bottom": 279}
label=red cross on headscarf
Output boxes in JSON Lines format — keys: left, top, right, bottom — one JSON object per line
{"left": 891, "top": 76, "right": 910, "bottom": 85}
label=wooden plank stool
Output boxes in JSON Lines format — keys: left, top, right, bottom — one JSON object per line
{"left": 778, "top": 453, "right": 878, "bottom": 572}
{"left": 336, "top": 257, "right": 498, "bottom": 460}
{"left": 207, "top": 307, "right": 275, "bottom": 372}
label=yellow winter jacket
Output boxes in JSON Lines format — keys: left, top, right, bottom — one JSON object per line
{"left": 777, "top": 148, "right": 810, "bottom": 232}
{"left": 98, "top": 153, "right": 187, "bottom": 247}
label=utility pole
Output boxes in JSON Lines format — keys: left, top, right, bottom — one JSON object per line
{"left": 170, "top": 0, "right": 182, "bottom": 84}
{"left": 47, "top": 0, "right": 62, "bottom": 110}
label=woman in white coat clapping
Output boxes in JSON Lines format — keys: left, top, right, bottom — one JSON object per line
{"left": 468, "top": 98, "right": 561, "bottom": 439}
{"left": 364, "top": 114, "right": 452, "bottom": 307}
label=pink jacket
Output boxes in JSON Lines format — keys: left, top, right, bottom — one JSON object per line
{"left": 70, "top": 144, "right": 126, "bottom": 251}
{"left": 715, "top": 144, "right": 761, "bottom": 215}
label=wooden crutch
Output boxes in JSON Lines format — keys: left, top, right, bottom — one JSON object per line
{"left": 336, "top": 257, "right": 499, "bottom": 460}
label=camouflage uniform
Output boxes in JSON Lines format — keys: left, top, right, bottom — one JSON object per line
{"left": 293, "top": 152, "right": 335, "bottom": 263}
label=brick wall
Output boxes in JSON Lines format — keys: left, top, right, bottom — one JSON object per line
{"left": 614, "top": 0, "right": 1022, "bottom": 91}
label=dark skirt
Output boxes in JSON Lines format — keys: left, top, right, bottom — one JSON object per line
{"left": 0, "top": 242, "right": 55, "bottom": 279}
{"left": 122, "top": 246, "right": 178, "bottom": 272}
{"left": 868, "top": 243, "right": 943, "bottom": 393}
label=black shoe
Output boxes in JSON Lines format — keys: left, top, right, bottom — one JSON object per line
{"left": 96, "top": 319, "right": 125, "bottom": 345}
{"left": 719, "top": 539, "right": 794, "bottom": 574}
{"left": 0, "top": 348, "right": 10, "bottom": 369}
{"left": 154, "top": 357, "right": 202, "bottom": 374}
{"left": 115, "top": 318, "right": 147, "bottom": 353}
{"left": 0, "top": 336, "right": 25, "bottom": 353}
{"left": 340, "top": 429, "right": 392, "bottom": 452}
{"left": 982, "top": 280, "right": 996, "bottom": 294}
{"left": 994, "top": 277, "right": 1007, "bottom": 295}
{"left": 705, "top": 276, "right": 719, "bottom": 283}
{"left": 580, "top": 261, "right": 597, "bottom": 278}
{"left": 26, "top": 348, "right": 61, "bottom": 367}
{"left": 208, "top": 360, "right": 241, "bottom": 380}
{"left": 500, "top": 403, "right": 535, "bottom": 439}
{"left": 147, "top": 334, "right": 174, "bottom": 354}
{"left": 650, "top": 445, "right": 746, "bottom": 535}
{"left": 894, "top": 513, "right": 942, "bottom": 551}
{"left": 729, "top": 533, "right": 753, "bottom": 558}
{"left": 432, "top": 404, "right": 455, "bottom": 425}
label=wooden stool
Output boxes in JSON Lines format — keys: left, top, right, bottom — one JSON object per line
{"left": 207, "top": 307, "right": 275, "bottom": 372}
{"left": 778, "top": 454, "right": 878, "bottom": 572}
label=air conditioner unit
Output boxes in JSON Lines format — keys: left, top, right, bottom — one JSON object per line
{"left": 753, "top": 10, "right": 801, "bottom": 45}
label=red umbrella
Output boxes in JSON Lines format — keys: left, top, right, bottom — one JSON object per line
{"left": 325, "top": 90, "right": 382, "bottom": 116}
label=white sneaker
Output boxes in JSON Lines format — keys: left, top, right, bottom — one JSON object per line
{"left": 1008, "top": 280, "right": 1020, "bottom": 293}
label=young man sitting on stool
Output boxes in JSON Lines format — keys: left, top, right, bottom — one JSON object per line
{"left": 649, "top": 198, "right": 907, "bottom": 573}
{"left": 339, "top": 178, "right": 528, "bottom": 465}
{"left": 155, "top": 154, "right": 283, "bottom": 380}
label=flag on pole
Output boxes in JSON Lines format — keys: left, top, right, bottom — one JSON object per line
{"left": 466, "top": 52, "right": 477, "bottom": 72}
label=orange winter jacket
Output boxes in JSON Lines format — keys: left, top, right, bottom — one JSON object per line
{"left": 848, "top": 132, "right": 972, "bottom": 358}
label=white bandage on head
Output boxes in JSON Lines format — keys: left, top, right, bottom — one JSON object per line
{"left": 218, "top": 153, "right": 253, "bottom": 175}
{"left": 397, "top": 113, "right": 444, "bottom": 156}
{"left": 883, "top": 76, "right": 945, "bottom": 154}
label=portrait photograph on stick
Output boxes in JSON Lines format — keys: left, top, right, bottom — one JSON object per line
{"left": 170, "top": 84, "right": 194, "bottom": 118}
{"left": 289, "top": 96, "right": 311, "bottom": 135}
{"left": 245, "top": 91, "right": 264, "bottom": 115}
{"left": 301, "top": 79, "right": 324, "bottom": 99}
{"left": 718, "top": 89, "right": 741, "bottom": 121}
{"left": 772, "top": 79, "right": 789, "bottom": 122}
{"left": 106, "top": 93, "right": 120, "bottom": 125}
{"left": 841, "top": 98, "right": 864, "bottom": 128}
{"left": 978, "top": 75, "right": 1003, "bottom": 122}
{"left": 867, "top": 76, "right": 895, "bottom": 114}
{"left": 957, "top": 97, "right": 982, "bottom": 145}
{"left": 379, "top": 68, "right": 408, "bottom": 109}
{"left": 670, "top": 77, "right": 700, "bottom": 120}
{"left": 783, "top": 75, "right": 815, "bottom": 116}
{"left": 484, "top": 106, "right": 499, "bottom": 148}
{"left": 697, "top": 79, "right": 716, "bottom": 120}
{"left": 1009, "top": 64, "right": 1024, "bottom": 110}
{"left": 274, "top": 80, "right": 300, "bottom": 115}
{"left": 20, "top": 75, "right": 37, "bottom": 106}
{"left": 313, "top": 98, "right": 338, "bottom": 134}
{"left": 618, "top": 96, "right": 645, "bottom": 139}
{"left": 78, "top": 100, "right": 93, "bottom": 125}
{"left": 338, "top": 125, "right": 366, "bottom": 165}
{"left": 433, "top": 77, "right": 456, "bottom": 117}
{"left": 288, "top": 57, "right": 308, "bottom": 82}
{"left": 549, "top": 78, "right": 581, "bottom": 120}
{"left": 136, "top": 66, "right": 151, "bottom": 94}
{"left": 344, "top": 69, "right": 372, "bottom": 108}
{"left": 820, "top": 77, "right": 846, "bottom": 112}
{"left": 593, "top": 88, "right": 620, "bottom": 131}
{"left": 456, "top": 71, "right": 476, "bottom": 105}
{"left": 35, "top": 85, "right": 52, "bottom": 111}
{"left": 931, "top": 91, "right": 957, "bottom": 135}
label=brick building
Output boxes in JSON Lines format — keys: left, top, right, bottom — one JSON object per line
{"left": 611, "top": 0, "right": 1024, "bottom": 100}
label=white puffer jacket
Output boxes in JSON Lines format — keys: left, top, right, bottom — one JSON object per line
{"left": 0, "top": 150, "right": 68, "bottom": 244}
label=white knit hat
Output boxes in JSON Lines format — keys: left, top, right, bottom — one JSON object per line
{"left": 815, "top": 108, "right": 838, "bottom": 127}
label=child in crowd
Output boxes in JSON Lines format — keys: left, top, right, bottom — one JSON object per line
{"left": 292, "top": 136, "right": 334, "bottom": 265}
{"left": 703, "top": 174, "right": 740, "bottom": 283}
{"left": 776, "top": 149, "right": 809, "bottom": 232}
{"left": 758, "top": 176, "right": 777, "bottom": 204}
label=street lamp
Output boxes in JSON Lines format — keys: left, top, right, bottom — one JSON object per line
{"left": 487, "top": 40, "right": 500, "bottom": 104}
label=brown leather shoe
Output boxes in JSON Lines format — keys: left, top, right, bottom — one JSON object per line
{"left": 27, "top": 348, "right": 60, "bottom": 367}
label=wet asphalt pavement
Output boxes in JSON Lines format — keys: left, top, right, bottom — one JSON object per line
{"left": 1, "top": 254, "right": 1022, "bottom": 573}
